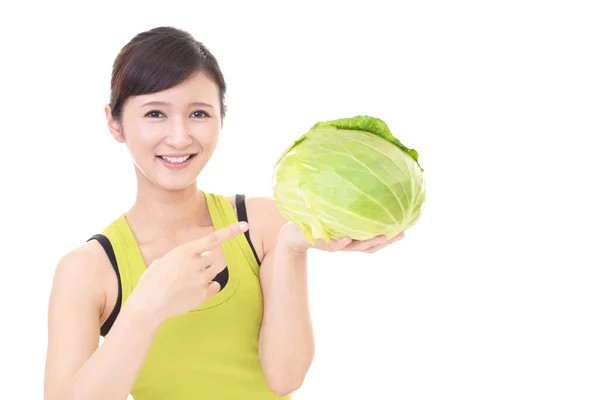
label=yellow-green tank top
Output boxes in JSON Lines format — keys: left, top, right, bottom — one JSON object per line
{"left": 97, "top": 192, "right": 289, "bottom": 399}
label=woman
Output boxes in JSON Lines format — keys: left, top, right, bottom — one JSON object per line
{"left": 44, "top": 26, "right": 404, "bottom": 400}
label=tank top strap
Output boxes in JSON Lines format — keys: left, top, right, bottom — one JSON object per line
{"left": 102, "top": 214, "right": 147, "bottom": 304}
{"left": 203, "top": 191, "right": 261, "bottom": 277}
{"left": 203, "top": 191, "right": 239, "bottom": 230}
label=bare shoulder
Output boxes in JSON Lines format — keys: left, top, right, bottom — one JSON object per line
{"left": 50, "top": 240, "right": 113, "bottom": 318}
{"left": 222, "top": 194, "right": 288, "bottom": 259}
{"left": 244, "top": 196, "right": 287, "bottom": 225}
{"left": 245, "top": 196, "right": 289, "bottom": 256}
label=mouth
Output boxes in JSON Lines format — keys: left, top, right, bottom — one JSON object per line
{"left": 156, "top": 153, "right": 198, "bottom": 168}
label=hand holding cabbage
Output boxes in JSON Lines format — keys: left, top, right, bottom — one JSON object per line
{"left": 272, "top": 115, "right": 425, "bottom": 246}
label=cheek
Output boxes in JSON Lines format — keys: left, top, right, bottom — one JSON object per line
{"left": 203, "top": 134, "right": 219, "bottom": 150}
{"left": 201, "top": 136, "right": 220, "bottom": 160}
{"left": 194, "top": 125, "right": 220, "bottom": 152}
{"left": 125, "top": 122, "right": 164, "bottom": 151}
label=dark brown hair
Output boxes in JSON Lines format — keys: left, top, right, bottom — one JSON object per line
{"left": 109, "top": 26, "right": 226, "bottom": 120}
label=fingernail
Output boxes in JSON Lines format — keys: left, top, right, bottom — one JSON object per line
{"left": 239, "top": 221, "right": 248, "bottom": 230}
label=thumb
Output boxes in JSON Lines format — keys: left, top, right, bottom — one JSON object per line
{"left": 206, "top": 281, "right": 221, "bottom": 298}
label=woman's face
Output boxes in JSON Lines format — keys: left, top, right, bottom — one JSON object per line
{"left": 106, "top": 70, "right": 223, "bottom": 192}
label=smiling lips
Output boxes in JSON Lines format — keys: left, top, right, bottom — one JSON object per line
{"left": 157, "top": 153, "right": 198, "bottom": 169}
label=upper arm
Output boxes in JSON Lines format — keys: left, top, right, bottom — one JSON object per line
{"left": 44, "top": 241, "right": 109, "bottom": 399}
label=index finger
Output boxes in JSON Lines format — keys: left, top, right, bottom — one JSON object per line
{"left": 185, "top": 221, "right": 249, "bottom": 254}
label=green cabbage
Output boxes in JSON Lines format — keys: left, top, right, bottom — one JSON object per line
{"left": 272, "top": 115, "right": 426, "bottom": 243}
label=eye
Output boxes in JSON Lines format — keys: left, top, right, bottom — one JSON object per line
{"left": 145, "top": 110, "right": 165, "bottom": 118}
{"left": 191, "top": 110, "right": 210, "bottom": 118}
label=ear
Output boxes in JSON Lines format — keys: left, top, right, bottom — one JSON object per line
{"left": 105, "top": 104, "right": 125, "bottom": 143}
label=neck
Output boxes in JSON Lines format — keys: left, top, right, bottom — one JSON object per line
{"left": 126, "top": 174, "right": 211, "bottom": 236}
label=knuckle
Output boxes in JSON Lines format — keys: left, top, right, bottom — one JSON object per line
{"left": 207, "top": 235, "right": 220, "bottom": 248}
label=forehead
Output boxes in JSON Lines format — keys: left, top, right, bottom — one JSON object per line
{"left": 130, "top": 70, "right": 220, "bottom": 107}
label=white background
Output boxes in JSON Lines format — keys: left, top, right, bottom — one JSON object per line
{"left": 1, "top": 0, "right": 599, "bottom": 398}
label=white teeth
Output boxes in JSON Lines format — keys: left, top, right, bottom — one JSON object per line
{"left": 161, "top": 155, "right": 191, "bottom": 164}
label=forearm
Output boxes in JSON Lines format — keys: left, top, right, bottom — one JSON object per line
{"left": 259, "top": 243, "right": 315, "bottom": 394}
{"left": 55, "top": 296, "right": 160, "bottom": 400}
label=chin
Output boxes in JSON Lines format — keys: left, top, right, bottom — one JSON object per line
{"left": 156, "top": 179, "right": 198, "bottom": 192}
{"left": 151, "top": 168, "right": 202, "bottom": 191}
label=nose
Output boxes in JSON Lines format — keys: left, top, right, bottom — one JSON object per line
{"left": 165, "top": 117, "right": 193, "bottom": 149}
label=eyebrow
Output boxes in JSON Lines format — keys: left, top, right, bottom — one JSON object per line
{"left": 141, "top": 101, "right": 214, "bottom": 109}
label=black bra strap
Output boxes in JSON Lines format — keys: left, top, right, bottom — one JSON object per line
{"left": 235, "top": 194, "right": 261, "bottom": 265}
{"left": 87, "top": 234, "right": 122, "bottom": 337}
